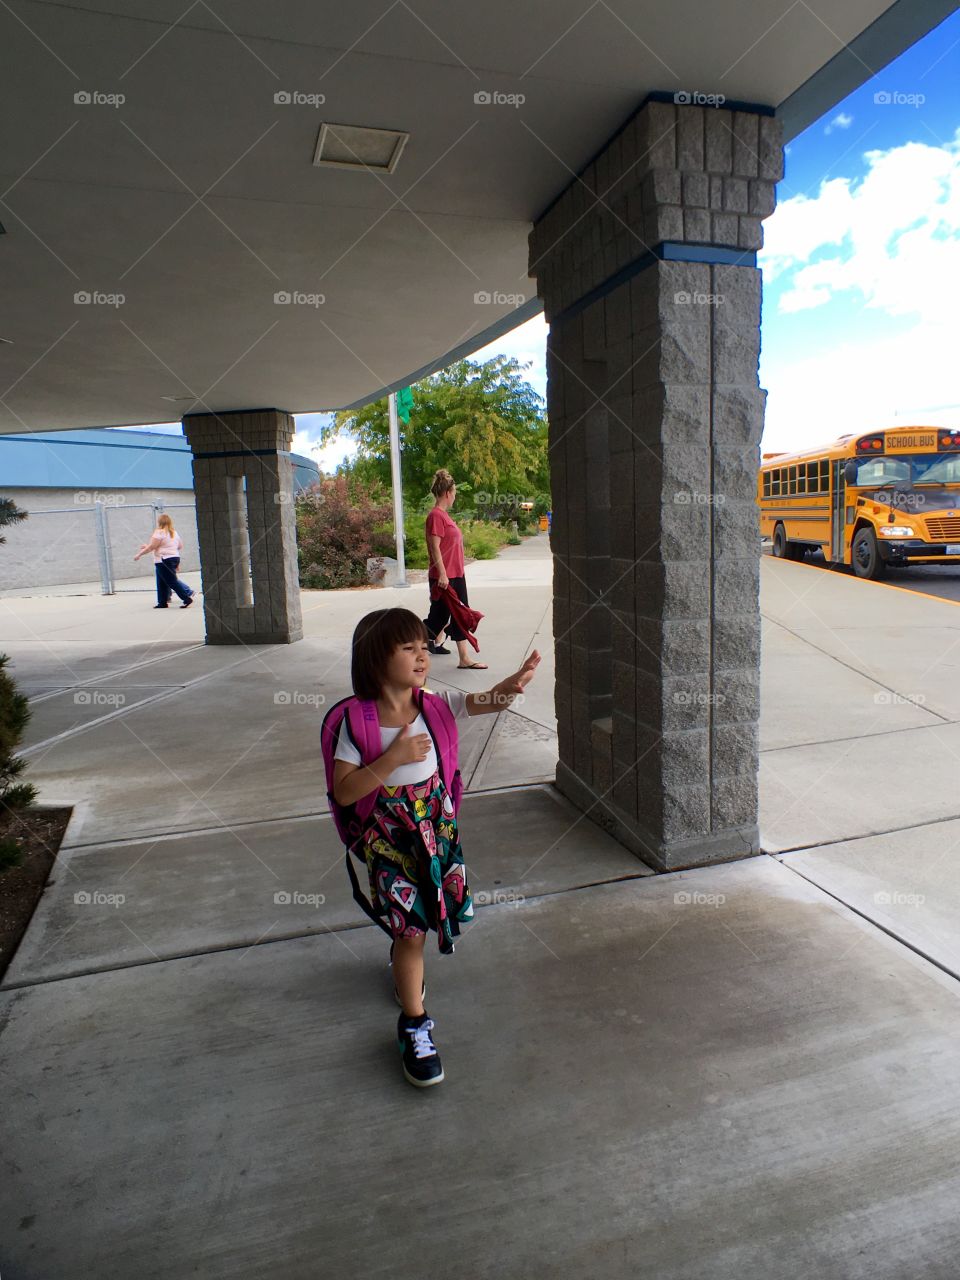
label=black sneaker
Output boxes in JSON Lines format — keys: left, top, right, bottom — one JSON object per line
{"left": 397, "top": 1012, "right": 444, "bottom": 1087}
{"left": 427, "top": 641, "right": 451, "bottom": 655}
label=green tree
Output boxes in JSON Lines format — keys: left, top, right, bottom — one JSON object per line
{"left": 323, "top": 356, "right": 549, "bottom": 506}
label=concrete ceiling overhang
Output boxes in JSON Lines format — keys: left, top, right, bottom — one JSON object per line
{"left": 0, "top": 0, "right": 954, "bottom": 434}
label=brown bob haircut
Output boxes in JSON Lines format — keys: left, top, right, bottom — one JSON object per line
{"left": 351, "top": 608, "right": 428, "bottom": 700}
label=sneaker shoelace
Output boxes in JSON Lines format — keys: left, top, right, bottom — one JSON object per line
{"left": 405, "top": 1019, "right": 437, "bottom": 1059}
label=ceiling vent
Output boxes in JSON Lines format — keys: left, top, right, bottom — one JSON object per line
{"left": 313, "top": 123, "right": 409, "bottom": 174}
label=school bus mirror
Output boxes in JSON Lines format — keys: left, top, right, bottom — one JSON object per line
{"left": 844, "top": 461, "right": 859, "bottom": 486}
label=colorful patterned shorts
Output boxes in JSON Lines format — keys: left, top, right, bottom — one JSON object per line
{"left": 359, "top": 770, "right": 473, "bottom": 954}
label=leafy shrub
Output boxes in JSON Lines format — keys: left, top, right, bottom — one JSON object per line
{"left": 371, "top": 512, "right": 430, "bottom": 570}
{"left": 295, "top": 476, "right": 393, "bottom": 589}
{"left": 460, "top": 520, "right": 506, "bottom": 560}
{"left": 0, "top": 654, "right": 37, "bottom": 869}
{"left": 374, "top": 510, "right": 518, "bottom": 569}
{"left": 1, "top": 497, "right": 35, "bottom": 868}
{"left": 295, "top": 474, "right": 532, "bottom": 590}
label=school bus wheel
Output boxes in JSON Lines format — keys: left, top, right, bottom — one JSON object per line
{"left": 772, "top": 523, "right": 801, "bottom": 560}
{"left": 851, "top": 526, "right": 884, "bottom": 580}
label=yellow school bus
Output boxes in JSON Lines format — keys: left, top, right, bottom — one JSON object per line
{"left": 757, "top": 426, "right": 960, "bottom": 579}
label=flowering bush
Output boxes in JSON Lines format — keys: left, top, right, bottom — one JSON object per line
{"left": 296, "top": 476, "right": 392, "bottom": 589}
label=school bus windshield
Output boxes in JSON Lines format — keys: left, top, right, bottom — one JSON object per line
{"left": 849, "top": 454, "right": 960, "bottom": 487}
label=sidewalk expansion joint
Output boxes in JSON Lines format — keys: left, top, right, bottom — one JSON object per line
{"left": 21, "top": 647, "right": 294, "bottom": 757}
{"left": 59, "top": 781, "right": 563, "bottom": 852}
{"left": 0, "top": 869, "right": 655, "bottom": 992}
{"left": 761, "top": 612, "right": 953, "bottom": 725}
{"left": 26, "top": 643, "right": 205, "bottom": 704}
{"left": 773, "top": 855, "right": 960, "bottom": 989}
{"left": 767, "top": 807, "right": 960, "bottom": 855}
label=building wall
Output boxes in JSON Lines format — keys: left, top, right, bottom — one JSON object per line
{"left": 0, "top": 428, "right": 321, "bottom": 492}
{"left": 0, "top": 426, "right": 320, "bottom": 592}
{"left": 0, "top": 488, "right": 200, "bottom": 590}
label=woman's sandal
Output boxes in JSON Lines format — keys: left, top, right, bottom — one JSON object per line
{"left": 457, "top": 661, "right": 488, "bottom": 669}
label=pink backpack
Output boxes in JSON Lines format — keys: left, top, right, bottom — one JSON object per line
{"left": 321, "top": 689, "right": 463, "bottom": 932}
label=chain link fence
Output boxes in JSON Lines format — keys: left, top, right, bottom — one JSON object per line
{"left": 0, "top": 500, "right": 199, "bottom": 594}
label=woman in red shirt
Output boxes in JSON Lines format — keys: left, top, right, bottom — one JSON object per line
{"left": 422, "top": 469, "right": 487, "bottom": 669}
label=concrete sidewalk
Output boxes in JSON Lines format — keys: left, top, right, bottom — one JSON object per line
{"left": 3, "top": 537, "right": 960, "bottom": 1277}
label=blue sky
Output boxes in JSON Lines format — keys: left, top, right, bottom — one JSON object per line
{"left": 759, "top": 6, "right": 960, "bottom": 452}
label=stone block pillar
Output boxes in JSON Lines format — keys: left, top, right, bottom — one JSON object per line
{"left": 182, "top": 408, "right": 303, "bottom": 645}
{"left": 530, "top": 97, "right": 783, "bottom": 870}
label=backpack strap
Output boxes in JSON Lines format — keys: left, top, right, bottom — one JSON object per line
{"left": 343, "top": 699, "right": 385, "bottom": 830}
{"left": 325, "top": 696, "right": 391, "bottom": 936}
{"left": 344, "top": 846, "right": 392, "bottom": 937}
{"left": 418, "top": 689, "right": 462, "bottom": 810}
{"left": 347, "top": 699, "right": 382, "bottom": 764}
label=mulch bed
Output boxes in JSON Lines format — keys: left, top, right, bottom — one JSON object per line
{"left": 0, "top": 807, "right": 72, "bottom": 981}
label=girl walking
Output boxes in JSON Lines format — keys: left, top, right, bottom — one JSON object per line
{"left": 134, "top": 513, "right": 195, "bottom": 609}
{"left": 326, "top": 607, "right": 539, "bottom": 1087}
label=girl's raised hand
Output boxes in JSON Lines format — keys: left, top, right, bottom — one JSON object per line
{"left": 492, "top": 650, "right": 541, "bottom": 707}
{"left": 514, "top": 650, "right": 541, "bottom": 689}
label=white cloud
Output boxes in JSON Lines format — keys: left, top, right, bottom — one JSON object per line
{"left": 761, "top": 132, "right": 960, "bottom": 319}
{"left": 824, "top": 111, "right": 854, "bottom": 134}
{"left": 762, "top": 323, "right": 960, "bottom": 456}
{"left": 290, "top": 410, "right": 357, "bottom": 473}
{"left": 470, "top": 312, "right": 548, "bottom": 398}
{"left": 760, "top": 131, "right": 960, "bottom": 452}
